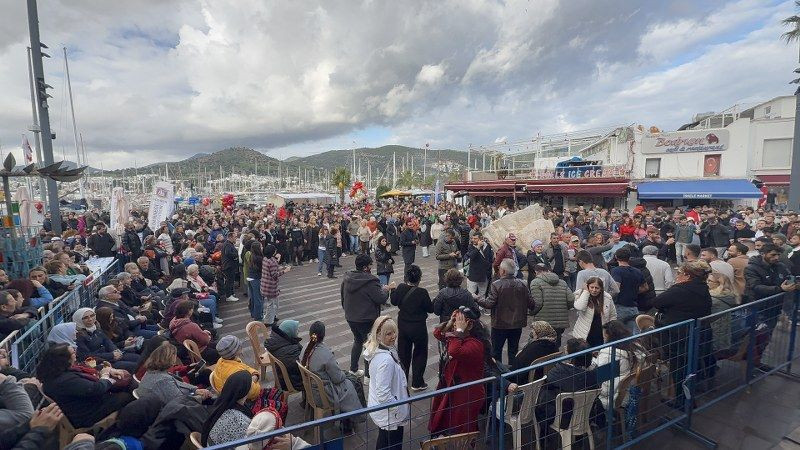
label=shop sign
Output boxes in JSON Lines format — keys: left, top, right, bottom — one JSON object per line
{"left": 683, "top": 193, "right": 713, "bottom": 199}
{"left": 642, "top": 129, "right": 729, "bottom": 154}
{"left": 531, "top": 164, "right": 627, "bottom": 180}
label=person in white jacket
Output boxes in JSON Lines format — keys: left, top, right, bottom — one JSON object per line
{"left": 363, "top": 316, "right": 409, "bottom": 450}
{"left": 573, "top": 277, "right": 617, "bottom": 348}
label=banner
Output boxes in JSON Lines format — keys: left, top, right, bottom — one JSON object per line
{"left": 147, "top": 182, "right": 174, "bottom": 231}
{"left": 642, "top": 129, "right": 729, "bottom": 154}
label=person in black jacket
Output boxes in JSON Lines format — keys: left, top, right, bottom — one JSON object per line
{"left": 630, "top": 256, "right": 656, "bottom": 312}
{"left": 264, "top": 320, "right": 303, "bottom": 391}
{"left": 374, "top": 236, "right": 395, "bottom": 287}
{"left": 509, "top": 321, "right": 559, "bottom": 385}
{"left": 399, "top": 221, "right": 417, "bottom": 282}
{"left": 390, "top": 265, "right": 433, "bottom": 391}
{"left": 465, "top": 231, "right": 493, "bottom": 298}
{"left": 87, "top": 223, "right": 116, "bottom": 258}
{"left": 652, "top": 260, "right": 712, "bottom": 406}
{"left": 37, "top": 344, "right": 133, "bottom": 428}
{"left": 432, "top": 269, "right": 480, "bottom": 323}
{"left": 220, "top": 233, "right": 239, "bottom": 302}
{"left": 122, "top": 222, "right": 143, "bottom": 260}
{"left": 534, "top": 338, "right": 597, "bottom": 429}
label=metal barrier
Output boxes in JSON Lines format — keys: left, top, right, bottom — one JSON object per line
{"left": 162, "top": 291, "right": 800, "bottom": 449}
{"left": 9, "top": 259, "right": 119, "bottom": 374}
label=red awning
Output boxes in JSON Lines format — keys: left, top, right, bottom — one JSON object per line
{"left": 758, "top": 174, "right": 790, "bottom": 186}
{"left": 524, "top": 180, "right": 630, "bottom": 196}
{"left": 445, "top": 181, "right": 518, "bottom": 191}
{"left": 467, "top": 190, "right": 517, "bottom": 197}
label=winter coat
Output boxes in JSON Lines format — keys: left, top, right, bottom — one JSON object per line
{"left": 525, "top": 251, "right": 549, "bottom": 285}
{"left": 510, "top": 339, "right": 559, "bottom": 385}
{"left": 465, "top": 244, "right": 493, "bottom": 283}
{"left": 75, "top": 329, "right": 121, "bottom": 364}
{"left": 0, "top": 375, "right": 33, "bottom": 429}
{"left": 323, "top": 235, "right": 339, "bottom": 264}
{"left": 42, "top": 369, "right": 117, "bottom": 428}
{"left": 433, "top": 287, "right": 480, "bottom": 323}
{"left": 169, "top": 317, "right": 212, "bottom": 351}
{"left": 494, "top": 244, "right": 526, "bottom": 277}
{"left": 631, "top": 257, "right": 657, "bottom": 311}
{"left": 419, "top": 219, "right": 433, "bottom": 246}
{"left": 374, "top": 245, "right": 395, "bottom": 275}
{"left": 96, "top": 299, "right": 139, "bottom": 332}
{"left": 365, "top": 347, "right": 409, "bottom": 429}
{"left": 652, "top": 279, "right": 712, "bottom": 326}
{"left": 701, "top": 222, "right": 731, "bottom": 248}
{"left": 221, "top": 241, "right": 239, "bottom": 272}
{"left": 301, "top": 342, "right": 363, "bottom": 414}
{"left": 572, "top": 290, "right": 617, "bottom": 340}
{"left": 399, "top": 228, "right": 417, "bottom": 263}
{"left": 265, "top": 325, "right": 303, "bottom": 390}
{"left": 544, "top": 242, "right": 568, "bottom": 275}
{"left": 479, "top": 275, "right": 537, "bottom": 329}
{"left": 341, "top": 271, "right": 388, "bottom": 323}
{"left": 138, "top": 370, "right": 198, "bottom": 405}
{"left": 529, "top": 272, "right": 574, "bottom": 329}
{"left": 122, "top": 230, "right": 143, "bottom": 258}
{"left": 434, "top": 238, "right": 460, "bottom": 270}
{"left": 743, "top": 255, "right": 792, "bottom": 303}
{"left": 140, "top": 396, "right": 209, "bottom": 450}
{"left": 259, "top": 257, "right": 284, "bottom": 299}
{"left": 429, "top": 327, "right": 485, "bottom": 435}
{"left": 88, "top": 232, "right": 116, "bottom": 257}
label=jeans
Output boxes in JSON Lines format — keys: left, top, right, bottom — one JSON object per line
{"left": 348, "top": 320, "right": 373, "bottom": 372}
{"left": 376, "top": 426, "right": 404, "bottom": 450}
{"left": 398, "top": 320, "right": 428, "bottom": 388}
{"left": 317, "top": 249, "right": 326, "bottom": 273}
{"left": 490, "top": 327, "right": 522, "bottom": 366}
{"left": 675, "top": 242, "right": 687, "bottom": 265}
{"left": 198, "top": 295, "right": 218, "bottom": 319}
{"left": 466, "top": 279, "right": 489, "bottom": 297}
{"left": 350, "top": 236, "right": 359, "bottom": 253}
{"left": 378, "top": 274, "right": 391, "bottom": 286}
{"left": 248, "top": 279, "right": 263, "bottom": 320}
{"left": 264, "top": 296, "right": 278, "bottom": 325}
{"left": 134, "top": 324, "right": 159, "bottom": 339}
{"left": 616, "top": 305, "right": 640, "bottom": 333}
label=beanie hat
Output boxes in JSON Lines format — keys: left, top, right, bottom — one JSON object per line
{"left": 278, "top": 320, "right": 299, "bottom": 339}
{"left": 216, "top": 335, "right": 242, "bottom": 360}
{"left": 531, "top": 239, "right": 543, "bottom": 249}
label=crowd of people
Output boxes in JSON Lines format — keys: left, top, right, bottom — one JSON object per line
{"left": 0, "top": 198, "right": 797, "bottom": 449}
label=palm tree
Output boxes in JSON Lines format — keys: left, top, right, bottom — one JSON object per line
{"left": 397, "top": 170, "right": 416, "bottom": 189}
{"left": 331, "top": 167, "right": 351, "bottom": 204}
{"left": 782, "top": 1, "right": 800, "bottom": 44}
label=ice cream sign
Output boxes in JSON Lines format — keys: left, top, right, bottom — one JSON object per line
{"left": 642, "top": 129, "right": 729, "bottom": 154}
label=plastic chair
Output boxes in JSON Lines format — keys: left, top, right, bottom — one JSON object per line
{"left": 183, "top": 339, "right": 203, "bottom": 364}
{"left": 420, "top": 431, "right": 480, "bottom": 450}
{"left": 298, "top": 363, "right": 335, "bottom": 444}
{"left": 550, "top": 388, "right": 601, "bottom": 450}
{"left": 263, "top": 350, "right": 302, "bottom": 395}
{"left": 132, "top": 373, "right": 141, "bottom": 383}
{"left": 498, "top": 376, "right": 546, "bottom": 450}
{"left": 246, "top": 321, "right": 271, "bottom": 380}
{"left": 189, "top": 431, "right": 203, "bottom": 449}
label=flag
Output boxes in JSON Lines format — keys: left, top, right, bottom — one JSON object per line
{"left": 22, "top": 135, "right": 33, "bottom": 163}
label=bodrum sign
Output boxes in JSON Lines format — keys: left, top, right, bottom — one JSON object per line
{"left": 641, "top": 129, "right": 729, "bottom": 154}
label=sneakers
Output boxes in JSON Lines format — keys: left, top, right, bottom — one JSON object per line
{"left": 317, "top": 272, "right": 322, "bottom": 276}
{"left": 213, "top": 317, "right": 223, "bottom": 324}
{"left": 225, "top": 295, "right": 239, "bottom": 302}
{"left": 213, "top": 323, "right": 223, "bottom": 329}
{"left": 410, "top": 384, "right": 429, "bottom": 392}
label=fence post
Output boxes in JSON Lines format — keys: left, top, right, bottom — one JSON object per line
{"left": 786, "top": 291, "right": 799, "bottom": 375}
{"left": 497, "top": 375, "right": 506, "bottom": 450}
{"left": 745, "top": 304, "right": 757, "bottom": 384}
{"left": 683, "top": 320, "right": 698, "bottom": 427}
{"left": 605, "top": 345, "right": 616, "bottom": 449}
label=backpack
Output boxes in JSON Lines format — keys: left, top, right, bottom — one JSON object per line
{"left": 252, "top": 386, "right": 288, "bottom": 422}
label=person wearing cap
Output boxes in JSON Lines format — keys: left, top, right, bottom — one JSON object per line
{"left": 493, "top": 233, "right": 523, "bottom": 280}
{"left": 478, "top": 258, "right": 537, "bottom": 365}
{"left": 264, "top": 319, "right": 303, "bottom": 391}
{"left": 434, "top": 229, "right": 461, "bottom": 289}
{"left": 642, "top": 245, "right": 674, "bottom": 295}
{"left": 210, "top": 335, "right": 260, "bottom": 400}
{"left": 341, "top": 253, "right": 394, "bottom": 375}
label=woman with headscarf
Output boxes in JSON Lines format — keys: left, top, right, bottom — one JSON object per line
{"left": 300, "top": 321, "right": 364, "bottom": 422}
{"left": 429, "top": 308, "right": 489, "bottom": 436}
{"left": 74, "top": 307, "right": 140, "bottom": 372}
{"left": 241, "top": 408, "right": 311, "bottom": 450}
{"left": 265, "top": 320, "right": 303, "bottom": 391}
{"left": 525, "top": 240, "right": 548, "bottom": 287}
{"left": 510, "top": 321, "right": 560, "bottom": 385}
{"left": 47, "top": 322, "right": 77, "bottom": 348}
{"left": 363, "top": 316, "right": 408, "bottom": 450}
{"left": 7, "top": 278, "right": 53, "bottom": 308}
{"left": 201, "top": 370, "right": 254, "bottom": 446}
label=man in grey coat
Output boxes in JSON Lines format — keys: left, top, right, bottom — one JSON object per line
{"left": 530, "top": 263, "right": 575, "bottom": 346}
{"left": 434, "top": 230, "right": 461, "bottom": 289}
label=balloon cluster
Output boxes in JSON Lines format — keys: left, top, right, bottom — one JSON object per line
{"left": 349, "top": 181, "right": 366, "bottom": 201}
{"left": 202, "top": 197, "right": 211, "bottom": 207}
{"left": 222, "top": 193, "right": 235, "bottom": 211}
{"left": 34, "top": 202, "right": 43, "bottom": 213}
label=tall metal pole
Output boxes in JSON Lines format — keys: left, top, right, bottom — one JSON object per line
{"left": 63, "top": 47, "right": 85, "bottom": 200}
{"left": 790, "top": 91, "right": 800, "bottom": 211}
{"left": 26, "top": 46, "right": 46, "bottom": 206}
{"left": 27, "top": 0, "right": 61, "bottom": 234}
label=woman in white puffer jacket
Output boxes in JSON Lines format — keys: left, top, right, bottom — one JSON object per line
{"left": 573, "top": 276, "right": 617, "bottom": 348}
{"left": 363, "top": 316, "right": 409, "bottom": 450}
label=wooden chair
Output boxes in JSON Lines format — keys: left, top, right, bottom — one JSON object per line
{"left": 246, "top": 321, "right": 271, "bottom": 381}
{"left": 420, "top": 431, "right": 480, "bottom": 450}
{"left": 189, "top": 431, "right": 203, "bottom": 449}
{"left": 499, "top": 376, "right": 547, "bottom": 450}
{"left": 298, "top": 363, "right": 335, "bottom": 444}
{"left": 183, "top": 339, "right": 203, "bottom": 364}
{"left": 550, "top": 388, "right": 601, "bottom": 450}
{"left": 531, "top": 351, "right": 564, "bottom": 377}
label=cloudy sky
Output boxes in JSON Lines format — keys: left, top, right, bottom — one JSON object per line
{"left": 0, "top": 0, "right": 796, "bottom": 169}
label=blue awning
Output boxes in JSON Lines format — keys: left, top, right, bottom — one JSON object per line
{"left": 636, "top": 179, "right": 762, "bottom": 200}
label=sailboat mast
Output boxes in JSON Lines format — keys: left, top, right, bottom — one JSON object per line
{"left": 63, "top": 46, "right": 84, "bottom": 199}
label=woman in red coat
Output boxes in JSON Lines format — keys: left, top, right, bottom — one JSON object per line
{"left": 429, "top": 309, "right": 489, "bottom": 436}
{"left": 619, "top": 217, "right": 636, "bottom": 242}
